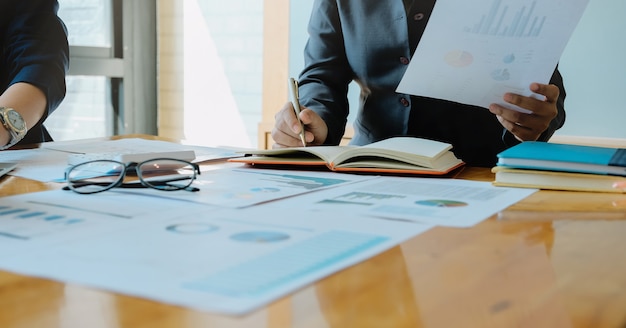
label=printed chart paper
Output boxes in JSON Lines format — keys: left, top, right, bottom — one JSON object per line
{"left": 0, "top": 170, "right": 534, "bottom": 314}
{"left": 0, "top": 189, "right": 432, "bottom": 315}
{"left": 397, "top": 0, "right": 589, "bottom": 113}
{"left": 124, "top": 167, "right": 377, "bottom": 208}
{"left": 270, "top": 177, "right": 537, "bottom": 228}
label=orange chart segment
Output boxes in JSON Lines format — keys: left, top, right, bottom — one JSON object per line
{"left": 444, "top": 50, "right": 473, "bottom": 67}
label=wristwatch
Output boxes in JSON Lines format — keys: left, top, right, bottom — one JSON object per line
{"left": 0, "top": 107, "right": 27, "bottom": 150}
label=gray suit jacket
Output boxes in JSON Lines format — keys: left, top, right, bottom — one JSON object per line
{"left": 297, "top": 0, "right": 566, "bottom": 167}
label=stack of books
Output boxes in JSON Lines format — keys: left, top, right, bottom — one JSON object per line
{"left": 492, "top": 141, "right": 626, "bottom": 193}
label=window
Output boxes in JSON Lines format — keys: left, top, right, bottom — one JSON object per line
{"left": 156, "top": 0, "right": 263, "bottom": 148}
{"left": 56, "top": 0, "right": 266, "bottom": 147}
{"left": 53, "top": 0, "right": 156, "bottom": 141}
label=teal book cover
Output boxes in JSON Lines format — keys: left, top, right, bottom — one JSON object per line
{"left": 496, "top": 141, "right": 626, "bottom": 175}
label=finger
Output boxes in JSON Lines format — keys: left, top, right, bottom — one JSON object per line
{"left": 494, "top": 114, "right": 536, "bottom": 141}
{"left": 276, "top": 102, "right": 305, "bottom": 135}
{"left": 530, "top": 83, "right": 560, "bottom": 103}
{"left": 501, "top": 92, "right": 545, "bottom": 114}
{"left": 492, "top": 104, "right": 549, "bottom": 141}
{"left": 271, "top": 102, "right": 308, "bottom": 147}
{"left": 489, "top": 103, "right": 526, "bottom": 125}
{"left": 494, "top": 90, "right": 556, "bottom": 125}
{"left": 490, "top": 82, "right": 560, "bottom": 141}
{"left": 271, "top": 125, "right": 306, "bottom": 148}
{"left": 502, "top": 85, "right": 559, "bottom": 115}
{"left": 613, "top": 181, "right": 626, "bottom": 190}
{"left": 299, "top": 109, "right": 328, "bottom": 145}
{"left": 272, "top": 142, "right": 285, "bottom": 149}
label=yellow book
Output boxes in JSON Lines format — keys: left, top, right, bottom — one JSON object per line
{"left": 492, "top": 166, "right": 626, "bottom": 193}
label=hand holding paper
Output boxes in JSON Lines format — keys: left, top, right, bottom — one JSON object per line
{"left": 396, "top": 0, "right": 589, "bottom": 112}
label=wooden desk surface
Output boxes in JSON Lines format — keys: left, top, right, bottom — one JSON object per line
{"left": 1, "top": 138, "right": 625, "bottom": 328}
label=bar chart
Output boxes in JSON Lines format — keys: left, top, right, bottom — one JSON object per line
{"left": 0, "top": 205, "right": 85, "bottom": 240}
{"left": 465, "top": 0, "right": 545, "bottom": 38}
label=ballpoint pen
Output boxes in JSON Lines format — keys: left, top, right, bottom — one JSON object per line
{"left": 288, "top": 77, "right": 307, "bottom": 147}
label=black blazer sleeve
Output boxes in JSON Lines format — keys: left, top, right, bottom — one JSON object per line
{"left": 0, "top": 0, "right": 69, "bottom": 143}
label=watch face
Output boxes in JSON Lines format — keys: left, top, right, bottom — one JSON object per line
{"left": 7, "top": 110, "right": 26, "bottom": 131}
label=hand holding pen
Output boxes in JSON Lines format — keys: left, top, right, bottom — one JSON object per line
{"left": 288, "top": 77, "right": 307, "bottom": 147}
{"left": 270, "top": 79, "right": 329, "bottom": 148}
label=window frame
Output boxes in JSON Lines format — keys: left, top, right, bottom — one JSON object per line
{"left": 65, "top": 0, "right": 157, "bottom": 137}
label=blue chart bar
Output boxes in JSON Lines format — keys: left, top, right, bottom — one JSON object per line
{"left": 183, "top": 230, "right": 389, "bottom": 297}
{"left": 246, "top": 171, "right": 349, "bottom": 190}
{"left": 468, "top": 0, "right": 545, "bottom": 37}
{"left": 317, "top": 192, "right": 406, "bottom": 206}
{"left": 0, "top": 205, "right": 85, "bottom": 240}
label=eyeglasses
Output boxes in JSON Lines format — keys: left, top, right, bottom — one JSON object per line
{"left": 64, "top": 158, "right": 201, "bottom": 194}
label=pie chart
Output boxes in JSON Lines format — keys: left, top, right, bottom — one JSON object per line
{"left": 444, "top": 50, "right": 473, "bottom": 67}
{"left": 491, "top": 68, "right": 511, "bottom": 81}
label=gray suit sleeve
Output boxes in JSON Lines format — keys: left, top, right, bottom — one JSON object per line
{"left": 297, "top": 0, "right": 353, "bottom": 145}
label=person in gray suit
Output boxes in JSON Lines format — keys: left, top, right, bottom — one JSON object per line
{"left": 271, "top": 0, "right": 566, "bottom": 167}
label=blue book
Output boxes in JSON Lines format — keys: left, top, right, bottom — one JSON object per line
{"left": 496, "top": 141, "right": 626, "bottom": 176}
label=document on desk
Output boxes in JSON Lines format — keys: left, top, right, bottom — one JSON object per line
{"left": 41, "top": 137, "right": 242, "bottom": 163}
{"left": 396, "top": 0, "right": 589, "bottom": 113}
{"left": 125, "top": 166, "right": 377, "bottom": 208}
{"left": 0, "top": 164, "right": 534, "bottom": 315}
{"left": 2, "top": 138, "right": 243, "bottom": 182}
{"left": 270, "top": 176, "right": 537, "bottom": 228}
{"left": 0, "top": 188, "right": 432, "bottom": 315}
{"left": 0, "top": 148, "right": 70, "bottom": 181}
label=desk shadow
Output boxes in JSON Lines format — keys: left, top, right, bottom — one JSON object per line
{"left": 314, "top": 246, "right": 422, "bottom": 328}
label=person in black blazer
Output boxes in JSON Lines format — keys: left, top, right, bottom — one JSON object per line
{"left": 0, "top": 0, "right": 69, "bottom": 149}
{"left": 271, "top": 0, "right": 566, "bottom": 167}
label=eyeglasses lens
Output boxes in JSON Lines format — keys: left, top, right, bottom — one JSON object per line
{"left": 67, "top": 160, "right": 125, "bottom": 193}
{"left": 138, "top": 159, "right": 197, "bottom": 190}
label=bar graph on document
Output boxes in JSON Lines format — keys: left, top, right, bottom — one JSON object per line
{"left": 181, "top": 168, "right": 375, "bottom": 208}
{"left": 251, "top": 171, "right": 351, "bottom": 190}
{"left": 466, "top": 0, "right": 545, "bottom": 38}
{"left": 182, "top": 230, "right": 389, "bottom": 297}
{"left": 0, "top": 190, "right": 209, "bottom": 256}
{"left": 397, "top": 0, "right": 590, "bottom": 111}
{"left": 317, "top": 192, "right": 405, "bottom": 206}
{"left": 0, "top": 204, "right": 90, "bottom": 241}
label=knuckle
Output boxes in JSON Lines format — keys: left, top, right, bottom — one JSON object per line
{"left": 509, "top": 111, "right": 523, "bottom": 122}
{"left": 270, "top": 127, "right": 279, "bottom": 139}
{"left": 508, "top": 94, "right": 523, "bottom": 106}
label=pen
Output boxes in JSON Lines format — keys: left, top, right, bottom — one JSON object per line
{"left": 288, "top": 77, "right": 307, "bottom": 147}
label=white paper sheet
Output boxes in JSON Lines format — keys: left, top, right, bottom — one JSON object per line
{"left": 41, "top": 138, "right": 242, "bottom": 163}
{"left": 269, "top": 176, "right": 537, "bottom": 227}
{"left": 397, "top": 0, "right": 589, "bottom": 112}
{"left": 0, "top": 189, "right": 432, "bottom": 315}
{"left": 0, "top": 148, "right": 70, "bottom": 181}
{"left": 0, "top": 168, "right": 534, "bottom": 314}
{"left": 118, "top": 166, "right": 377, "bottom": 208}
{"left": 2, "top": 138, "right": 242, "bottom": 182}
